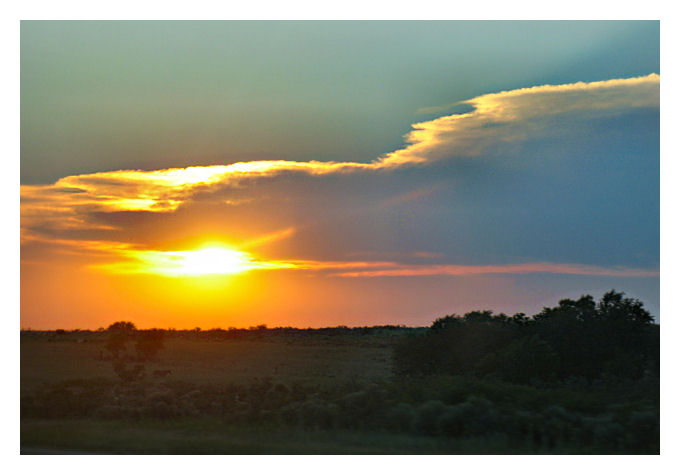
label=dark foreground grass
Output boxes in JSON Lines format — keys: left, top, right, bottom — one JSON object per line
{"left": 20, "top": 335, "right": 393, "bottom": 391}
{"left": 20, "top": 326, "right": 659, "bottom": 455}
{"left": 21, "top": 418, "right": 556, "bottom": 455}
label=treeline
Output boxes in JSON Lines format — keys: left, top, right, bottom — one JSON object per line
{"left": 394, "top": 290, "right": 659, "bottom": 384}
{"left": 21, "top": 324, "right": 421, "bottom": 340}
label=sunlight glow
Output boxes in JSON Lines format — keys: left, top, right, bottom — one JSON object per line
{"left": 96, "top": 246, "right": 296, "bottom": 277}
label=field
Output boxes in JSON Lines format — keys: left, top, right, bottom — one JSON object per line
{"left": 21, "top": 419, "right": 483, "bottom": 455}
{"left": 21, "top": 332, "right": 393, "bottom": 390}
{"left": 22, "top": 329, "right": 444, "bottom": 454}
{"left": 20, "top": 324, "right": 659, "bottom": 455}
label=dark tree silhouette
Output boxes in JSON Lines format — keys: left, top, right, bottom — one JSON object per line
{"left": 495, "top": 335, "right": 559, "bottom": 383}
{"left": 107, "top": 321, "right": 137, "bottom": 334}
{"left": 393, "top": 290, "right": 658, "bottom": 383}
{"left": 104, "top": 321, "right": 137, "bottom": 359}
{"left": 534, "top": 290, "right": 656, "bottom": 379}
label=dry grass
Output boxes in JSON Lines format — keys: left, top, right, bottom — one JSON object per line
{"left": 21, "top": 335, "right": 393, "bottom": 391}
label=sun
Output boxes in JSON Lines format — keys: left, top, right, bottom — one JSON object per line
{"left": 167, "top": 247, "right": 255, "bottom": 276}
{"left": 95, "top": 245, "right": 297, "bottom": 277}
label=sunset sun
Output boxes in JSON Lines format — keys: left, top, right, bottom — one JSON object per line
{"left": 160, "top": 247, "right": 254, "bottom": 276}
{"left": 95, "top": 245, "right": 298, "bottom": 277}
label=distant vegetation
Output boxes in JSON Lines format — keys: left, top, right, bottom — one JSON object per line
{"left": 394, "top": 290, "right": 658, "bottom": 383}
{"left": 20, "top": 290, "right": 659, "bottom": 454}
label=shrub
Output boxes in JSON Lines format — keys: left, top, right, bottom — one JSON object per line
{"left": 626, "top": 409, "right": 660, "bottom": 452}
{"left": 384, "top": 402, "right": 416, "bottom": 432}
{"left": 414, "top": 400, "right": 448, "bottom": 435}
{"left": 439, "top": 396, "right": 500, "bottom": 438}
{"left": 113, "top": 361, "right": 145, "bottom": 383}
{"left": 297, "top": 398, "right": 340, "bottom": 429}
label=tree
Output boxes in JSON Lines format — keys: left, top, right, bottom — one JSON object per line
{"left": 107, "top": 321, "right": 137, "bottom": 334}
{"left": 392, "top": 290, "right": 657, "bottom": 383}
{"left": 498, "top": 335, "right": 559, "bottom": 383}
{"left": 105, "top": 321, "right": 137, "bottom": 359}
{"left": 597, "top": 290, "right": 653, "bottom": 324}
{"left": 430, "top": 315, "right": 462, "bottom": 333}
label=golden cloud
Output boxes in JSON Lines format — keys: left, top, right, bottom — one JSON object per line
{"left": 21, "top": 74, "right": 658, "bottom": 232}
{"left": 379, "top": 73, "right": 659, "bottom": 165}
{"left": 21, "top": 73, "right": 660, "bottom": 283}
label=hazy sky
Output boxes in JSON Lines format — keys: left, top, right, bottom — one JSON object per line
{"left": 20, "top": 21, "right": 660, "bottom": 329}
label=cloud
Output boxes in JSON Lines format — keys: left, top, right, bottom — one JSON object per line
{"left": 376, "top": 184, "right": 446, "bottom": 209}
{"left": 331, "top": 262, "right": 659, "bottom": 278}
{"left": 83, "top": 240, "right": 658, "bottom": 280}
{"left": 21, "top": 74, "right": 658, "bottom": 223}
{"left": 22, "top": 217, "right": 657, "bottom": 280}
{"left": 21, "top": 74, "right": 660, "bottom": 278}
{"left": 20, "top": 160, "right": 381, "bottom": 216}
{"left": 379, "top": 73, "right": 659, "bottom": 165}
{"left": 93, "top": 251, "right": 658, "bottom": 279}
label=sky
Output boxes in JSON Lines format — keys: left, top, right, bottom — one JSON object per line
{"left": 20, "top": 21, "right": 660, "bottom": 329}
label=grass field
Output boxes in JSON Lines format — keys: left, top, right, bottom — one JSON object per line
{"left": 21, "top": 330, "right": 411, "bottom": 454}
{"left": 20, "top": 328, "right": 659, "bottom": 454}
{"left": 21, "top": 334, "right": 393, "bottom": 390}
{"left": 21, "top": 419, "right": 496, "bottom": 455}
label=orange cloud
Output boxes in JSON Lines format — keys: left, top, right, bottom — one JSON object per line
{"left": 27, "top": 228, "right": 657, "bottom": 281}
{"left": 239, "top": 227, "right": 297, "bottom": 250}
{"left": 332, "top": 262, "right": 659, "bottom": 278}
{"left": 20, "top": 160, "right": 382, "bottom": 216}
{"left": 89, "top": 241, "right": 658, "bottom": 279}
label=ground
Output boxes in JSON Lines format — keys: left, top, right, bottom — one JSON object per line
{"left": 20, "top": 329, "right": 659, "bottom": 454}
{"left": 21, "top": 333, "right": 393, "bottom": 390}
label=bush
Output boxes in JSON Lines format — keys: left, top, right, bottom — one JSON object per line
{"left": 626, "top": 409, "right": 660, "bottom": 452}
{"left": 384, "top": 402, "right": 416, "bottom": 432}
{"left": 438, "top": 397, "right": 500, "bottom": 438}
{"left": 414, "top": 400, "right": 448, "bottom": 435}
{"left": 296, "top": 399, "right": 340, "bottom": 429}
{"left": 113, "top": 361, "right": 145, "bottom": 383}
